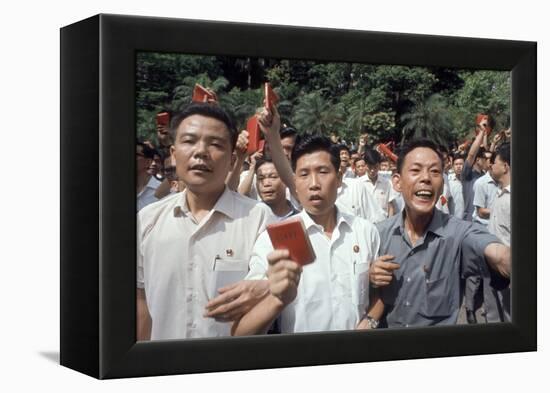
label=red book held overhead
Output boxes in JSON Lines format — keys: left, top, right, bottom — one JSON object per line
{"left": 264, "top": 82, "right": 279, "bottom": 113}
{"left": 246, "top": 116, "right": 262, "bottom": 154}
{"left": 192, "top": 83, "right": 217, "bottom": 103}
{"left": 267, "top": 217, "right": 316, "bottom": 266}
{"left": 156, "top": 112, "right": 170, "bottom": 127}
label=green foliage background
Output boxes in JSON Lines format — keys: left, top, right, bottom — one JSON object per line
{"left": 136, "top": 52, "right": 510, "bottom": 148}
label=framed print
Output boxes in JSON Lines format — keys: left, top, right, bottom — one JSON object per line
{"left": 60, "top": 14, "right": 536, "bottom": 379}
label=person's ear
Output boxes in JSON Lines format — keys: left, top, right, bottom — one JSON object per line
{"left": 170, "top": 145, "right": 176, "bottom": 165}
{"left": 392, "top": 173, "right": 402, "bottom": 193}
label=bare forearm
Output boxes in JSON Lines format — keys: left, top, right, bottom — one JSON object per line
{"left": 226, "top": 153, "right": 246, "bottom": 191}
{"left": 231, "top": 294, "right": 284, "bottom": 336}
{"left": 136, "top": 289, "right": 152, "bottom": 341}
{"left": 366, "top": 288, "right": 384, "bottom": 321}
{"left": 238, "top": 165, "right": 256, "bottom": 196}
{"left": 264, "top": 133, "right": 298, "bottom": 200}
{"left": 466, "top": 130, "right": 485, "bottom": 166}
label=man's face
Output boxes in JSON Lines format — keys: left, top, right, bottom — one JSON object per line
{"left": 280, "top": 135, "right": 297, "bottom": 161}
{"left": 339, "top": 149, "right": 350, "bottom": 168}
{"left": 491, "top": 155, "right": 508, "bottom": 183}
{"left": 256, "top": 162, "right": 287, "bottom": 207}
{"left": 442, "top": 153, "right": 452, "bottom": 172}
{"left": 148, "top": 154, "right": 162, "bottom": 176}
{"left": 294, "top": 150, "right": 341, "bottom": 217}
{"left": 483, "top": 152, "right": 493, "bottom": 172}
{"left": 136, "top": 145, "right": 152, "bottom": 174}
{"left": 170, "top": 114, "right": 234, "bottom": 194}
{"left": 354, "top": 159, "right": 367, "bottom": 177}
{"left": 393, "top": 147, "right": 444, "bottom": 217}
{"left": 380, "top": 160, "right": 390, "bottom": 172}
{"left": 365, "top": 162, "right": 380, "bottom": 182}
{"left": 453, "top": 158, "right": 464, "bottom": 177}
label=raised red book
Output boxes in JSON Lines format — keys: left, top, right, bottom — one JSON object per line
{"left": 264, "top": 82, "right": 279, "bottom": 113}
{"left": 192, "top": 83, "right": 217, "bottom": 103}
{"left": 267, "top": 216, "right": 316, "bottom": 266}
{"left": 246, "top": 116, "right": 261, "bottom": 154}
{"left": 156, "top": 112, "right": 170, "bottom": 127}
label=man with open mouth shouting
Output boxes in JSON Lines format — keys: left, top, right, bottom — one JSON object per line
{"left": 369, "top": 139, "right": 511, "bottom": 328}
{"left": 136, "top": 102, "right": 274, "bottom": 341}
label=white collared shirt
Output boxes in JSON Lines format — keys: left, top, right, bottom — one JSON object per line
{"left": 357, "top": 175, "right": 396, "bottom": 217}
{"left": 488, "top": 185, "right": 511, "bottom": 246}
{"left": 247, "top": 208, "right": 380, "bottom": 333}
{"left": 472, "top": 172, "right": 500, "bottom": 225}
{"left": 137, "top": 187, "right": 274, "bottom": 340}
{"left": 336, "top": 178, "right": 386, "bottom": 223}
{"left": 137, "top": 176, "right": 161, "bottom": 211}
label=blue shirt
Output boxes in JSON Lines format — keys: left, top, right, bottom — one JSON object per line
{"left": 375, "top": 209, "right": 501, "bottom": 328}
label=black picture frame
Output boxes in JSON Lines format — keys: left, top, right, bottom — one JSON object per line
{"left": 60, "top": 14, "right": 536, "bottom": 379}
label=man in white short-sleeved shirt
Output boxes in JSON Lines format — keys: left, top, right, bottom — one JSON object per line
{"left": 472, "top": 170, "right": 499, "bottom": 226}
{"left": 136, "top": 103, "right": 274, "bottom": 341}
{"left": 358, "top": 148, "right": 397, "bottom": 217}
{"left": 232, "top": 134, "right": 382, "bottom": 335}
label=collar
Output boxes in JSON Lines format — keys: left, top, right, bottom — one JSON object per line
{"left": 299, "top": 206, "right": 352, "bottom": 232}
{"left": 395, "top": 208, "right": 446, "bottom": 238}
{"left": 174, "top": 186, "right": 236, "bottom": 219}
{"left": 499, "top": 184, "right": 511, "bottom": 196}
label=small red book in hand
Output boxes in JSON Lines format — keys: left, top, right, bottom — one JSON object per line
{"left": 156, "top": 112, "right": 170, "bottom": 127}
{"left": 264, "top": 82, "right": 279, "bottom": 113}
{"left": 246, "top": 116, "right": 261, "bottom": 154}
{"left": 192, "top": 83, "right": 217, "bottom": 103}
{"left": 267, "top": 217, "right": 316, "bottom": 266}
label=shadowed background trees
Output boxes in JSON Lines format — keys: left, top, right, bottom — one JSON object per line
{"left": 136, "top": 52, "right": 510, "bottom": 148}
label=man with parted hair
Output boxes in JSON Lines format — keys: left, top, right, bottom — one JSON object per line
{"left": 136, "top": 102, "right": 274, "bottom": 340}
{"left": 232, "top": 134, "right": 382, "bottom": 335}
{"left": 368, "top": 138, "right": 510, "bottom": 328}
{"left": 358, "top": 148, "right": 396, "bottom": 217}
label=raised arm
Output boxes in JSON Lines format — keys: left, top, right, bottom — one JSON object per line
{"left": 258, "top": 107, "right": 298, "bottom": 202}
{"left": 226, "top": 130, "right": 249, "bottom": 191}
{"left": 466, "top": 128, "right": 486, "bottom": 167}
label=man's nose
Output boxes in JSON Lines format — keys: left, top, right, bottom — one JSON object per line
{"left": 308, "top": 173, "right": 321, "bottom": 189}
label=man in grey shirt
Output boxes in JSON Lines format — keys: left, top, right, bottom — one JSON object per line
{"left": 368, "top": 139, "right": 510, "bottom": 328}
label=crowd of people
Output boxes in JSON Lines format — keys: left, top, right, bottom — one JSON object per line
{"left": 136, "top": 100, "right": 512, "bottom": 340}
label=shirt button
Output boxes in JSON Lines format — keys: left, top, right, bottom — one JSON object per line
{"left": 406, "top": 277, "right": 411, "bottom": 283}
{"left": 405, "top": 324, "right": 409, "bottom": 328}
{"left": 405, "top": 301, "right": 410, "bottom": 306}
{"left": 186, "top": 294, "right": 193, "bottom": 302}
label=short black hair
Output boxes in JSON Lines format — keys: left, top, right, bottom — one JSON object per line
{"left": 452, "top": 152, "right": 465, "bottom": 162}
{"left": 291, "top": 134, "right": 340, "bottom": 172}
{"left": 363, "top": 148, "right": 382, "bottom": 166}
{"left": 495, "top": 143, "right": 510, "bottom": 166}
{"left": 475, "top": 147, "right": 488, "bottom": 160}
{"left": 254, "top": 157, "right": 275, "bottom": 174}
{"left": 136, "top": 141, "right": 155, "bottom": 159}
{"left": 353, "top": 156, "right": 366, "bottom": 166}
{"left": 280, "top": 126, "right": 298, "bottom": 140}
{"left": 337, "top": 144, "right": 350, "bottom": 154}
{"left": 169, "top": 102, "right": 237, "bottom": 150}
{"left": 397, "top": 138, "right": 444, "bottom": 174}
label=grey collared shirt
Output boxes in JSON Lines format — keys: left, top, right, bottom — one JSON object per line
{"left": 375, "top": 209, "right": 501, "bottom": 328}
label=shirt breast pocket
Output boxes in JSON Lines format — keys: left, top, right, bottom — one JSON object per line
{"left": 419, "top": 276, "right": 453, "bottom": 318}
{"left": 208, "top": 257, "right": 249, "bottom": 299}
{"left": 351, "top": 260, "right": 370, "bottom": 308}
